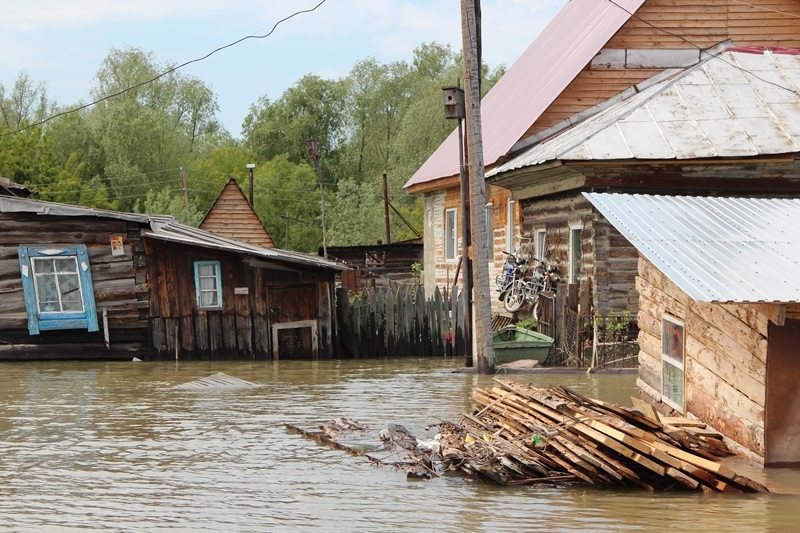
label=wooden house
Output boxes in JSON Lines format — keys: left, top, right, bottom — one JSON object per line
{"left": 326, "top": 239, "right": 423, "bottom": 292}
{"left": 0, "top": 196, "right": 346, "bottom": 361}
{"left": 404, "top": 0, "right": 800, "bottom": 319}
{"left": 0, "top": 177, "right": 36, "bottom": 198}
{"left": 586, "top": 193, "right": 800, "bottom": 467}
{"left": 199, "top": 177, "right": 276, "bottom": 248}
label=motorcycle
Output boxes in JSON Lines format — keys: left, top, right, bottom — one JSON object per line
{"left": 496, "top": 250, "right": 528, "bottom": 303}
{"left": 503, "top": 258, "right": 559, "bottom": 318}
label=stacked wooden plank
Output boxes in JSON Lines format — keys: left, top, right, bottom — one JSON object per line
{"left": 437, "top": 378, "right": 768, "bottom": 492}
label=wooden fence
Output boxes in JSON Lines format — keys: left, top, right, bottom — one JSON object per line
{"left": 336, "top": 285, "right": 466, "bottom": 358}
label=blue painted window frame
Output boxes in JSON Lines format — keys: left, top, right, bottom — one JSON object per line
{"left": 194, "top": 260, "right": 223, "bottom": 309}
{"left": 18, "top": 244, "right": 99, "bottom": 335}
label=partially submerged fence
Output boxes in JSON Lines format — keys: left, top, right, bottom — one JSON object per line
{"left": 336, "top": 285, "right": 466, "bottom": 358}
{"left": 552, "top": 309, "right": 639, "bottom": 368}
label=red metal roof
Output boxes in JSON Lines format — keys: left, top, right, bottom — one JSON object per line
{"left": 403, "top": 0, "right": 644, "bottom": 190}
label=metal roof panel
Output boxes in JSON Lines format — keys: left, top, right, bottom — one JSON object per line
{"left": 584, "top": 193, "right": 800, "bottom": 303}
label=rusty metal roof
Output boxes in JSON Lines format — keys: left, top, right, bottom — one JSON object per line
{"left": 584, "top": 193, "right": 800, "bottom": 303}
{"left": 403, "top": 0, "right": 643, "bottom": 189}
{"left": 0, "top": 196, "right": 346, "bottom": 272}
{"left": 490, "top": 48, "right": 800, "bottom": 176}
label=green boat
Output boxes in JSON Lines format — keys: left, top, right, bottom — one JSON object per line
{"left": 491, "top": 325, "right": 554, "bottom": 365}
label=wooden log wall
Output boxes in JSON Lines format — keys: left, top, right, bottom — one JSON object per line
{"left": 636, "top": 255, "right": 783, "bottom": 458}
{"left": 336, "top": 285, "right": 456, "bottom": 358}
{"left": 0, "top": 214, "right": 149, "bottom": 360}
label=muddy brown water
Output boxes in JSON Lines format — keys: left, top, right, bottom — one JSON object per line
{"left": 0, "top": 358, "right": 799, "bottom": 532}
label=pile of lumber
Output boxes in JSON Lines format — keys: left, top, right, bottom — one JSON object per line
{"left": 437, "top": 378, "right": 768, "bottom": 492}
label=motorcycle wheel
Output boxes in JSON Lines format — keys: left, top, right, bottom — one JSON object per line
{"left": 504, "top": 280, "right": 525, "bottom": 313}
{"left": 532, "top": 299, "right": 540, "bottom": 321}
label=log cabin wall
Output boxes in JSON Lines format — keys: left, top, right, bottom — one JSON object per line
{"left": 145, "top": 239, "right": 335, "bottom": 360}
{"left": 517, "top": 192, "right": 638, "bottom": 317}
{"left": 0, "top": 213, "right": 149, "bottom": 360}
{"left": 635, "top": 255, "right": 783, "bottom": 458}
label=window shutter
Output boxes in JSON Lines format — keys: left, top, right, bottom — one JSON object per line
{"left": 76, "top": 244, "right": 99, "bottom": 332}
{"left": 17, "top": 246, "right": 40, "bottom": 335}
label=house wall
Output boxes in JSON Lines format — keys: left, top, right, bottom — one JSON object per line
{"left": 518, "top": 192, "right": 638, "bottom": 316}
{"left": 0, "top": 213, "right": 149, "bottom": 360}
{"left": 635, "top": 255, "right": 788, "bottom": 459}
{"left": 423, "top": 185, "right": 516, "bottom": 313}
{"left": 145, "top": 239, "right": 335, "bottom": 360}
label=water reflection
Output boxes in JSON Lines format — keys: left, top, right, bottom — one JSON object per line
{"left": 0, "top": 359, "right": 797, "bottom": 532}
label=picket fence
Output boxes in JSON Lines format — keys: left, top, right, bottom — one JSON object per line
{"left": 335, "top": 285, "right": 467, "bottom": 358}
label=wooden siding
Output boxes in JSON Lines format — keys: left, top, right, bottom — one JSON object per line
{"left": 606, "top": 0, "right": 800, "bottom": 49}
{"left": 145, "top": 239, "right": 334, "bottom": 360}
{"left": 635, "top": 255, "right": 779, "bottom": 458}
{"left": 199, "top": 178, "right": 276, "bottom": 248}
{"left": 518, "top": 192, "right": 638, "bottom": 316}
{"left": 0, "top": 213, "right": 149, "bottom": 359}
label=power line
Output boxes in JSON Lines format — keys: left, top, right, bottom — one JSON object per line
{"left": 0, "top": 0, "right": 328, "bottom": 138}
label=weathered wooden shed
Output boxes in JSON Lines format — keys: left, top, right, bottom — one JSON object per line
{"left": 199, "top": 177, "right": 276, "bottom": 248}
{"left": 586, "top": 193, "right": 800, "bottom": 466}
{"left": 0, "top": 196, "right": 345, "bottom": 361}
{"left": 326, "top": 239, "right": 423, "bottom": 291}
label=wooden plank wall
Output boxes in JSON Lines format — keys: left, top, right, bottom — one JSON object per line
{"left": 146, "top": 239, "right": 335, "bottom": 360}
{"left": 0, "top": 214, "right": 149, "bottom": 359}
{"left": 635, "top": 255, "right": 780, "bottom": 457}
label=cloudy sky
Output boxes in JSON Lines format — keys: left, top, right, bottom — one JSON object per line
{"left": 1, "top": 0, "right": 566, "bottom": 136}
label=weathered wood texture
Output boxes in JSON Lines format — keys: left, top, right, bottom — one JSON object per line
{"left": 337, "top": 285, "right": 452, "bottom": 358}
{"left": 635, "top": 256, "right": 780, "bottom": 458}
{"left": 518, "top": 191, "right": 638, "bottom": 316}
{"left": 0, "top": 213, "right": 149, "bottom": 360}
{"left": 606, "top": 0, "right": 800, "bottom": 49}
{"left": 326, "top": 240, "right": 423, "bottom": 289}
{"left": 198, "top": 178, "right": 276, "bottom": 248}
{"left": 146, "top": 239, "right": 336, "bottom": 361}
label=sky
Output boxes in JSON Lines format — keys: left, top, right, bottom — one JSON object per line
{"left": 0, "top": 0, "right": 566, "bottom": 137}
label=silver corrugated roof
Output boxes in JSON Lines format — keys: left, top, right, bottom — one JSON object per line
{"left": 584, "top": 193, "right": 800, "bottom": 303}
{"left": 0, "top": 196, "right": 345, "bottom": 272}
{"left": 489, "top": 48, "right": 800, "bottom": 176}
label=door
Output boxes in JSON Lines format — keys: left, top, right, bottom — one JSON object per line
{"left": 765, "top": 318, "right": 800, "bottom": 466}
{"left": 268, "top": 284, "right": 318, "bottom": 359}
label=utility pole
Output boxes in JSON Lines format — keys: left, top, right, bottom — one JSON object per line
{"left": 246, "top": 163, "right": 255, "bottom": 206}
{"left": 461, "top": 0, "right": 494, "bottom": 373}
{"left": 306, "top": 138, "right": 328, "bottom": 259}
{"left": 443, "top": 81, "right": 472, "bottom": 367}
{"left": 180, "top": 166, "right": 190, "bottom": 223}
{"left": 382, "top": 172, "right": 391, "bottom": 244}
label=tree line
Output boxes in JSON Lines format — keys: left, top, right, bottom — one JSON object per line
{"left": 0, "top": 44, "right": 503, "bottom": 253}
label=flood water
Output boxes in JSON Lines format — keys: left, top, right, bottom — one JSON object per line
{"left": 0, "top": 357, "right": 799, "bottom": 532}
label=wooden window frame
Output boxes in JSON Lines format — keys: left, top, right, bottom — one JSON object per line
{"left": 444, "top": 208, "right": 458, "bottom": 262}
{"left": 194, "top": 260, "right": 223, "bottom": 310}
{"left": 485, "top": 203, "right": 494, "bottom": 263}
{"left": 569, "top": 225, "right": 582, "bottom": 284}
{"left": 18, "top": 244, "right": 98, "bottom": 335}
{"left": 661, "top": 315, "right": 685, "bottom": 412}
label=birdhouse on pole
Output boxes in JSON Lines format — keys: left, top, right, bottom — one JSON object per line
{"left": 442, "top": 86, "right": 465, "bottom": 120}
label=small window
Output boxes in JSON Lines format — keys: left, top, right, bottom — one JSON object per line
{"left": 536, "top": 229, "right": 546, "bottom": 263}
{"left": 18, "top": 245, "right": 99, "bottom": 335}
{"left": 662, "top": 317, "right": 685, "bottom": 410}
{"left": 194, "top": 261, "right": 223, "bottom": 309}
{"left": 485, "top": 203, "right": 494, "bottom": 262}
{"left": 570, "top": 226, "right": 582, "bottom": 284}
{"left": 445, "top": 208, "right": 457, "bottom": 261}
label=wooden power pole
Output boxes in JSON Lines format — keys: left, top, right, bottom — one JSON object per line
{"left": 461, "top": 0, "right": 494, "bottom": 374}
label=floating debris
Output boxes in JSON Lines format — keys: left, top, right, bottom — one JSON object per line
{"left": 174, "top": 372, "right": 260, "bottom": 390}
{"left": 289, "top": 378, "right": 769, "bottom": 493}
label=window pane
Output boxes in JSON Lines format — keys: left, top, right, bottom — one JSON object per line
{"left": 36, "top": 258, "right": 55, "bottom": 273}
{"left": 662, "top": 359, "right": 684, "bottom": 406}
{"left": 199, "top": 276, "right": 217, "bottom": 291}
{"left": 200, "top": 291, "right": 218, "bottom": 307}
{"left": 36, "top": 275, "right": 59, "bottom": 312}
{"left": 54, "top": 258, "right": 77, "bottom": 273}
{"left": 662, "top": 321, "right": 684, "bottom": 363}
{"left": 570, "top": 228, "right": 582, "bottom": 283}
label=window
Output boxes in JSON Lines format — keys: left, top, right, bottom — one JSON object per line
{"left": 194, "top": 261, "right": 223, "bottom": 309}
{"left": 445, "top": 208, "right": 457, "bottom": 261}
{"left": 536, "top": 229, "right": 546, "bottom": 263}
{"left": 506, "top": 199, "right": 515, "bottom": 253}
{"left": 661, "top": 317, "right": 685, "bottom": 410}
{"left": 18, "top": 245, "right": 98, "bottom": 335}
{"left": 485, "top": 203, "right": 494, "bottom": 262}
{"left": 569, "top": 226, "right": 582, "bottom": 284}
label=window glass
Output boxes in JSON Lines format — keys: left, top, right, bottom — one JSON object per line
{"left": 195, "top": 261, "right": 222, "bottom": 308}
{"left": 661, "top": 318, "right": 685, "bottom": 409}
{"left": 570, "top": 227, "right": 582, "bottom": 284}
{"left": 32, "top": 256, "right": 85, "bottom": 313}
{"left": 485, "top": 203, "right": 494, "bottom": 262}
{"left": 506, "top": 199, "right": 515, "bottom": 253}
{"left": 445, "top": 209, "right": 457, "bottom": 261}
{"left": 536, "top": 229, "right": 546, "bottom": 263}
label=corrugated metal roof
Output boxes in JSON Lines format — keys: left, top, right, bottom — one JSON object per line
{"left": 490, "top": 48, "right": 800, "bottom": 176}
{"left": 403, "top": 0, "right": 643, "bottom": 189}
{"left": 584, "top": 193, "right": 800, "bottom": 303}
{"left": 0, "top": 196, "right": 346, "bottom": 272}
